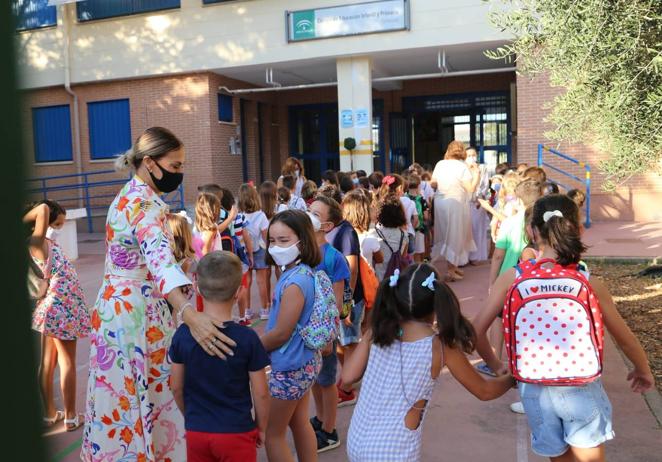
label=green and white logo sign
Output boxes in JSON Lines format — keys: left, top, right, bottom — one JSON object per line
{"left": 287, "top": 0, "right": 409, "bottom": 43}
{"left": 292, "top": 10, "right": 316, "bottom": 40}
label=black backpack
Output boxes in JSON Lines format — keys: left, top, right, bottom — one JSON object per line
{"left": 376, "top": 228, "right": 406, "bottom": 279}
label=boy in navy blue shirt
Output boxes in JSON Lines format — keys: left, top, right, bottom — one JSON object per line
{"left": 169, "top": 251, "right": 270, "bottom": 462}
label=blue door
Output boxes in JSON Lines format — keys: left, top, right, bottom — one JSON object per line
{"left": 289, "top": 104, "right": 339, "bottom": 184}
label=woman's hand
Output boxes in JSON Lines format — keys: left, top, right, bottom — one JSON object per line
{"left": 184, "top": 310, "right": 236, "bottom": 359}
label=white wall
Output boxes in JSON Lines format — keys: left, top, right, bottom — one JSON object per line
{"left": 17, "top": 0, "right": 509, "bottom": 89}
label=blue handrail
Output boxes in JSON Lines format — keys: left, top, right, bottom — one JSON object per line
{"left": 26, "top": 169, "right": 185, "bottom": 233}
{"left": 537, "top": 144, "right": 591, "bottom": 228}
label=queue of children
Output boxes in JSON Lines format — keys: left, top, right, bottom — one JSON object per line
{"left": 26, "top": 147, "right": 654, "bottom": 462}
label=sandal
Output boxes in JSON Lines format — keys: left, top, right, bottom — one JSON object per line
{"left": 64, "top": 413, "right": 85, "bottom": 432}
{"left": 43, "top": 410, "right": 65, "bottom": 427}
{"left": 446, "top": 272, "right": 463, "bottom": 282}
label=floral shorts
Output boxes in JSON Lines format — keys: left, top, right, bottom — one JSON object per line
{"left": 269, "top": 354, "right": 321, "bottom": 400}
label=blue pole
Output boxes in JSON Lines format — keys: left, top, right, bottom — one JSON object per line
{"left": 84, "top": 173, "right": 93, "bottom": 233}
{"left": 585, "top": 165, "right": 591, "bottom": 229}
{"left": 537, "top": 144, "right": 543, "bottom": 167}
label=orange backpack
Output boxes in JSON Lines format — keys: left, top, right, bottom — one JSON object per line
{"left": 359, "top": 256, "right": 379, "bottom": 310}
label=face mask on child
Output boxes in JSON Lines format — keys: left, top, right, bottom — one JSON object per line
{"left": 352, "top": 178, "right": 359, "bottom": 185}
{"left": 294, "top": 169, "right": 300, "bottom": 178}
{"left": 269, "top": 241, "right": 300, "bottom": 267}
{"left": 46, "top": 227, "right": 60, "bottom": 240}
{"left": 307, "top": 212, "right": 322, "bottom": 232}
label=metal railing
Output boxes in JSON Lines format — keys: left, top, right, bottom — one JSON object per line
{"left": 537, "top": 144, "right": 591, "bottom": 228}
{"left": 26, "top": 169, "right": 185, "bottom": 233}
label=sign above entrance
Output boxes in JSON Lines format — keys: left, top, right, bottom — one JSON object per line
{"left": 287, "top": 0, "right": 410, "bottom": 43}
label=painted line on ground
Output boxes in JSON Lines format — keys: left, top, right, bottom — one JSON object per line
{"left": 52, "top": 436, "right": 82, "bottom": 462}
{"left": 516, "top": 413, "right": 529, "bottom": 462}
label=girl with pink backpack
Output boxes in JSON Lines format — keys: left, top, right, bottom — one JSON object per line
{"left": 474, "top": 194, "right": 654, "bottom": 462}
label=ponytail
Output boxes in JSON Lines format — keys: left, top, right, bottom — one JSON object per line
{"left": 432, "top": 281, "right": 476, "bottom": 353}
{"left": 532, "top": 194, "right": 587, "bottom": 266}
{"left": 371, "top": 279, "right": 406, "bottom": 347}
{"left": 114, "top": 147, "right": 137, "bottom": 172}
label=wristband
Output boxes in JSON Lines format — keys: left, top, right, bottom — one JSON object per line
{"left": 177, "top": 302, "right": 194, "bottom": 326}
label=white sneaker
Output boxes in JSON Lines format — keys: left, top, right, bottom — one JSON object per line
{"left": 260, "top": 309, "right": 270, "bottom": 320}
{"left": 245, "top": 309, "right": 254, "bottom": 319}
{"left": 510, "top": 401, "right": 525, "bottom": 414}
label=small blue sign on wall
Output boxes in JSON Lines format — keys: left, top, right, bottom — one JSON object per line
{"left": 341, "top": 109, "right": 353, "bottom": 128}
{"left": 355, "top": 108, "right": 369, "bottom": 128}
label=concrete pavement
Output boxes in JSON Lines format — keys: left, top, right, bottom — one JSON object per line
{"left": 42, "top": 222, "right": 662, "bottom": 461}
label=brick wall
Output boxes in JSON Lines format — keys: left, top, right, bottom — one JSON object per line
{"left": 516, "top": 72, "right": 662, "bottom": 221}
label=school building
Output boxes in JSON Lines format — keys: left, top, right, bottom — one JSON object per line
{"left": 16, "top": 0, "right": 662, "bottom": 226}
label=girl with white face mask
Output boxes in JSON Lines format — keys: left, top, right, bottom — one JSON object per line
{"left": 260, "top": 210, "right": 323, "bottom": 462}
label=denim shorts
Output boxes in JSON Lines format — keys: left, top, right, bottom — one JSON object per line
{"left": 316, "top": 345, "right": 338, "bottom": 387}
{"left": 519, "top": 378, "right": 614, "bottom": 457}
{"left": 339, "top": 300, "right": 365, "bottom": 347}
{"left": 252, "top": 248, "right": 269, "bottom": 270}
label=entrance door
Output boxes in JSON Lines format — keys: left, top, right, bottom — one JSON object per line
{"left": 403, "top": 92, "right": 512, "bottom": 172}
{"left": 389, "top": 112, "right": 411, "bottom": 173}
{"left": 289, "top": 104, "right": 339, "bottom": 184}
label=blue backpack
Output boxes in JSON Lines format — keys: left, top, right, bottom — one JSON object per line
{"left": 279, "top": 264, "right": 339, "bottom": 352}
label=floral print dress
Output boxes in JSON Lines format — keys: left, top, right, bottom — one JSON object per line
{"left": 82, "top": 176, "right": 191, "bottom": 462}
{"left": 31, "top": 239, "right": 90, "bottom": 340}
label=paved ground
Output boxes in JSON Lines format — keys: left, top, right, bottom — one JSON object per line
{"left": 42, "top": 223, "right": 662, "bottom": 462}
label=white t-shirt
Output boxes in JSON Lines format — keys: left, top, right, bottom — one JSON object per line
{"left": 276, "top": 203, "right": 288, "bottom": 213}
{"left": 359, "top": 230, "right": 381, "bottom": 268}
{"left": 399, "top": 195, "right": 417, "bottom": 235}
{"left": 244, "top": 210, "right": 269, "bottom": 250}
{"left": 421, "top": 181, "right": 434, "bottom": 202}
{"left": 278, "top": 175, "right": 305, "bottom": 197}
{"left": 288, "top": 195, "right": 307, "bottom": 211}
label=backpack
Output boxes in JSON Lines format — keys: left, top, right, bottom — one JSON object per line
{"left": 376, "top": 228, "right": 407, "bottom": 280}
{"left": 359, "top": 256, "right": 378, "bottom": 311}
{"left": 503, "top": 258, "right": 604, "bottom": 386}
{"left": 331, "top": 222, "right": 359, "bottom": 319}
{"left": 407, "top": 193, "right": 426, "bottom": 232}
{"left": 279, "top": 265, "right": 339, "bottom": 352}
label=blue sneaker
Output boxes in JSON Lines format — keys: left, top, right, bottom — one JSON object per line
{"left": 475, "top": 362, "right": 497, "bottom": 377}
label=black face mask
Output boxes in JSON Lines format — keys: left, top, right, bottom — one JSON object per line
{"left": 149, "top": 160, "right": 183, "bottom": 193}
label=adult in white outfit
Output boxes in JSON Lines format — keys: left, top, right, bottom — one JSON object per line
{"left": 431, "top": 140, "right": 480, "bottom": 280}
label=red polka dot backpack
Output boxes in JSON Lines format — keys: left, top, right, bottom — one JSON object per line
{"left": 503, "top": 258, "right": 604, "bottom": 385}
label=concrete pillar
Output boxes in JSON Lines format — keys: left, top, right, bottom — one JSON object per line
{"left": 336, "top": 57, "right": 373, "bottom": 173}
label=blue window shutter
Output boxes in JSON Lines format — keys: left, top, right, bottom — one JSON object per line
{"left": 88, "top": 99, "right": 131, "bottom": 160}
{"left": 218, "top": 94, "right": 233, "bottom": 122}
{"left": 77, "top": 0, "right": 180, "bottom": 21}
{"left": 32, "top": 105, "right": 73, "bottom": 163}
{"left": 13, "top": 0, "right": 57, "bottom": 31}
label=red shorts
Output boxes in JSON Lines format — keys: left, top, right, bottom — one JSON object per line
{"left": 186, "top": 429, "right": 258, "bottom": 462}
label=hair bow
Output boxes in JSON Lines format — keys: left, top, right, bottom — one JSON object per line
{"left": 543, "top": 210, "right": 563, "bottom": 223}
{"left": 389, "top": 269, "right": 400, "bottom": 287}
{"left": 422, "top": 273, "right": 435, "bottom": 291}
{"left": 177, "top": 210, "right": 193, "bottom": 225}
{"left": 382, "top": 175, "right": 396, "bottom": 186}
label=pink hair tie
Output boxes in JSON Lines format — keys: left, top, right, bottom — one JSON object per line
{"left": 383, "top": 176, "right": 395, "bottom": 186}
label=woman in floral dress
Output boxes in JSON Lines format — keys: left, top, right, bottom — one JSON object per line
{"left": 81, "top": 127, "right": 235, "bottom": 462}
{"left": 25, "top": 200, "right": 90, "bottom": 431}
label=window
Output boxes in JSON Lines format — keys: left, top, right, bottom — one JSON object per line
{"left": 77, "top": 0, "right": 180, "bottom": 22}
{"left": 13, "top": 0, "right": 57, "bottom": 31}
{"left": 32, "top": 105, "right": 73, "bottom": 163}
{"left": 87, "top": 99, "right": 131, "bottom": 160}
{"left": 203, "top": 0, "right": 235, "bottom": 4}
{"left": 218, "top": 94, "right": 233, "bottom": 123}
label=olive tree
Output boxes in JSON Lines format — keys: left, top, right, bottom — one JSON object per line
{"left": 486, "top": 0, "right": 662, "bottom": 190}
